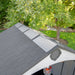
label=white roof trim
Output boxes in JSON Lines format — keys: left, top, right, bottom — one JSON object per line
{"left": 23, "top": 48, "right": 75, "bottom": 75}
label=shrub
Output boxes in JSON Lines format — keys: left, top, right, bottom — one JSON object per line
{"left": 0, "top": 0, "right": 10, "bottom": 28}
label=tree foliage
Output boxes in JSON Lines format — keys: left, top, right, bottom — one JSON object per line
{"left": 5, "top": 0, "right": 75, "bottom": 27}
{"left": 64, "top": 0, "right": 75, "bottom": 29}
{"left": 0, "top": 0, "right": 10, "bottom": 28}
{"left": 5, "top": 0, "right": 75, "bottom": 40}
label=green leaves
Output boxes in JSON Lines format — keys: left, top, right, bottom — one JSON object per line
{"left": 5, "top": 0, "right": 74, "bottom": 29}
{"left": 0, "top": 0, "right": 10, "bottom": 27}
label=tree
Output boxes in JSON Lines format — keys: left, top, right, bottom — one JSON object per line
{"left": 0, "top": 0, "right": 10, "bottom": 28}
{"left": 4, "top": 0, "right": 34, "bottom": 28}
{"left": 5, "top": 0, "right": 74, "bottom": 41}
{"left": 63, "top": 0, "right": 75, "bottom": 29}
{"left": 28, "top": 0, "right": 74, "bottom": 40}
{"left": 69, "top": 1, "right": 75, "bottom": 29}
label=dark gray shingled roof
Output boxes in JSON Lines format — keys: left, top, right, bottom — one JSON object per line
{"left": 0, "top": 23, "right": 75, "bottom": 75}
{"left": 0, "top": 23, "right": 57, "bottom": 75}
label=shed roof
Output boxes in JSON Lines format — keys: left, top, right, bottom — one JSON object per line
{"left": 0, "top": 23, "right": 75, "bottom": 75}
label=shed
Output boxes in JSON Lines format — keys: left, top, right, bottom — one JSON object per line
{"left": 0, "top": 23, "right": 75, "bottom": 75}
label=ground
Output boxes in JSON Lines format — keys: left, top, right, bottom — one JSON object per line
{"left": 0, "top": 30, "right": 4, "bottom": 32}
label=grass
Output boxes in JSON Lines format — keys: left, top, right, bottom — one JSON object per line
{"left": 0, "top": 30, "right": 4, "bottom": 32}
{"left": 41, "top": 30, "right": 75, "bottom": 50}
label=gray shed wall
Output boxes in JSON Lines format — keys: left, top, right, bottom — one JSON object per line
{"left": 52, "top": 62, "right": 63, "bottom": 75}
{"left": 52, "top": 60, "right": 75, "bottom": 75}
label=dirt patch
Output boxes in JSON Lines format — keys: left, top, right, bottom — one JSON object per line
{"left": 54, "top": 38, "right": 68, "bottom": 45}
{"left": 0, "top": 28, "right": 6, "bottom": 30}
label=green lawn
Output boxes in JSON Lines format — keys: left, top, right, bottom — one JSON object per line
{"left": 0, "top": 30, "right": 4, "bottom": 32}
{"left": 41, "top": 30, "right": 75, "bottom": 50}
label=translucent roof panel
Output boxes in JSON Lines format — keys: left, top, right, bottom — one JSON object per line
{"left": 15, "top": 23, "right": 23, "bottom": 28}
{"left": 18, "top": 25, "right": 29, "bottom": 32}
{"left": 33, "top": 36, "right": 57, "bottom": 52}
{"left": 24, "top": 29, "right": 39, "bottom": 40}
{"left": 50, "top": 48, "right": 61, "bottom": 61}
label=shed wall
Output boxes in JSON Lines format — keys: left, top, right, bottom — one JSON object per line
{"left": 52, "top": 60, "right": 75, "bottom": 75}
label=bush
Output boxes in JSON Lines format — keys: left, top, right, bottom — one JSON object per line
{"left": 0, "top": 0, "right": 10, "bottom": 28}
{"left": 4, "top": 0, "right": 31, "bottom": 28}
{"left": 5, "top": 0, "right": 75, "bottom": 29}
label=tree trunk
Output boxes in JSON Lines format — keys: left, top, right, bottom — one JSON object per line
{"left": 20, "top": 21, "right": 24, "bottom": 24}
{"left": 56, "top": 27, "right": 60, "bottom": 41}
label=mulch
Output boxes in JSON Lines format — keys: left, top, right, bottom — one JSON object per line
{"left": 0, "top": 28, "right": 7, "bottom": 30}
{"left": 54, "top": 38, "right": 68, "bottom": 45}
